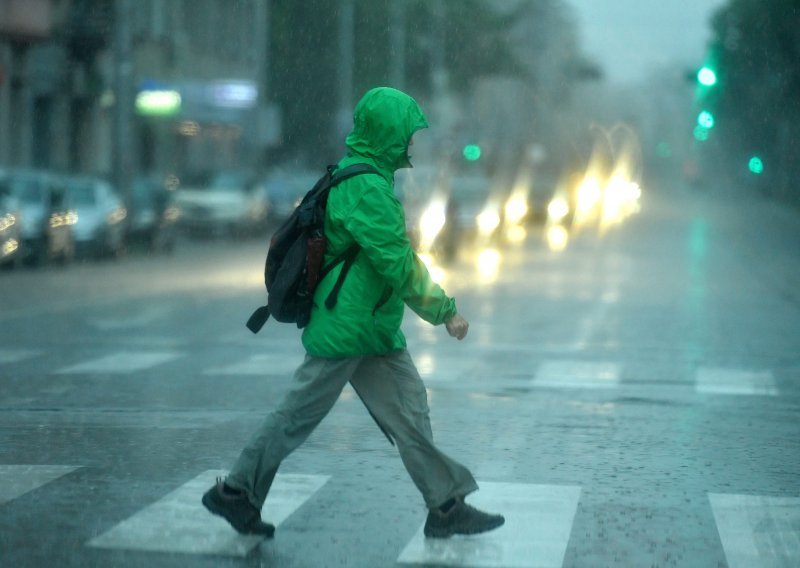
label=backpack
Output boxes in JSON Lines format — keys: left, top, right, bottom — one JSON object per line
{"left": 246, "top": 163, "right": 379, "bottom": 333}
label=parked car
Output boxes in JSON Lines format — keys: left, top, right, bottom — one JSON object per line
{"left": 62, "top": 175, "right": 127, "bottom": 258}
{"left": 0, "top": 190, "right": 23, "bottom": 268}
{"left": 257, "top": 168, "right": 319, "bottom": 224}
{"left": 128, "top": 175, "right": 180, "bottom": 252}
{"left": 0, "top": 169, "right": 75, "bottom": 265}
{"left": 174, "top": 170, "right": 269, "bottom": 237}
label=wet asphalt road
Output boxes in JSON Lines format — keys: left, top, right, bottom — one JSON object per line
{"left": 0, "top": 176, "right": 799, "bottom": 568}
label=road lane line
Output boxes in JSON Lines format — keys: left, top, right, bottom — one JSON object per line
{"left": 531, "top": 360, "right": 620, "bottom": 389}
{"left": 695, "top": 368, "right": 778, "bottom": 396}
{"left": 0, "top": 465, "right": 81, "bottom": 505}
{"left": 398, "top": 482, "right": 581, "bottom": 567}
{"left": 709, "top": 493, "right": 800, "bottom": 567}
{"left": 87, "top": 471, "right": 330, "bottom": 557}
{"left": 55, "top": 351, "right": 182, "bottom": 374}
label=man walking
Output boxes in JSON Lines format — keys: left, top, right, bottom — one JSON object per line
{"left": 202, "top": 87, "right": 504, "bottom": 539}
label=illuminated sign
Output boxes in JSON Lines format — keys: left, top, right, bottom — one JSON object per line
{"left": 211, "top": 81, "right": 257, "bottom": 108}
{"left": 135, "top": 90, "right": 182, "bottom": 116}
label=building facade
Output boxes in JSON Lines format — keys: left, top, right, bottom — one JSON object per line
{"left": 0, "top": 0, "right": 272, "bottom": 187}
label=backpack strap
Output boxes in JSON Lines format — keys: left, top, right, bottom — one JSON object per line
{"left": 323, "top": 244, "right": 360, "bottom": 310}
{"left": 246, "top": 305, "right": 270, "bottom": 334}
{"left": 320, "top": 163, "right": 379, "bottom": 310}
{"left": 330, "top": 163, "right": 379, "bottom": 186}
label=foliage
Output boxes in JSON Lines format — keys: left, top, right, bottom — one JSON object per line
{"left": 268, "top": 0, "right": 531, "bottom": 162}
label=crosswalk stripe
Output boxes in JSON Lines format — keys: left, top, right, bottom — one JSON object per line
{"left": 531, "top": 360, "right": 620, "bottom": 389}
{"left": 397, "top": 483, "right": 581, "bottom": 567}
{"left": 5, "top": 347, "right": 786, "bottom": 400}
{"left": 55, "top": 351, "right": 182, "bottom": 374}
{"left": 709, "top": 493, "right": 800, "bottom": 567}
{"left": 0, "top": 349, "right": 40, "bottom": 364}
{"left": 87, "top": 471, "right": 329, "bottom": 557}
{"left": 0, "top": 465, "right": 81, "bottom": 505}
{"left": 87, "top": 306, "right": 173, "bottom": 330}
{"left": 204, "top": 353, "right": 303, "bottom": 376}
{"left": 695, "top": 368, "right": 778, "bottom": 396}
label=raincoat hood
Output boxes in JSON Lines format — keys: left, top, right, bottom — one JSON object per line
{"left": 345, "top": 87, "right": 428, "bottom": 171}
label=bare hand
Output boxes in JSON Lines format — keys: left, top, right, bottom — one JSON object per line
{"left": 445, "top": 314, "right": 469, "bottom": 340}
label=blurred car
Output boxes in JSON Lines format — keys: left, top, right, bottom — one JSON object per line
{"left": 398, "top": 164, "right": 494, "bottom": 261}
{"left": 0, "top": 190, "right": 23, "bottom": 268}
{"left": 174, "top": 170, "right": 269, "bottom": 237}
{"left": 128, "top": 175, "right": 180, "bottom": 252}
{"left": 257, "top": 168, "right": 319, "bottom": 224}
{"left": 62, "top": 175, "right": 127, "bottom": 258}
{"left": 0, "top": 169, "right": 75, "bottom": 265}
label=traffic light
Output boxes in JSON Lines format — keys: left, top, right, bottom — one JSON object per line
{"left": 748, "top": 156, "right": 764, "bottom": 175}
{"left": 463, "top": 144, "right": 481, "bottom": 161}
{"left": 697, "top": 110, "right": 715, "bottom": 129}
{"left": 697, "top": 66, "right": 717, "bottom": 87}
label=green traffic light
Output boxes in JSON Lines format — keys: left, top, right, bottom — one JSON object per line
{"left": 748, "top": 156, "right": 764, "bottom": 174}
{"left": 697, "top": 110, "right": 715, "bottom": 129}
{"left": 463, "top": 144, "right": 481, "bottom": 161}
{"left": 697, "top": 66, "right": 717, "bottom": 86}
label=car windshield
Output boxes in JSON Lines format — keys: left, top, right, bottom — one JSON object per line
{"left": 67, "top": 182, "right": 97, "bottom": 206}
{"left": 209, "top": 172, "right": 250, "bottom": 191}
{"left": 3, "top": 178, "right": 43, "bottom": 204}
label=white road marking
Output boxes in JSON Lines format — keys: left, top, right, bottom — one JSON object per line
{"left": 0, "top": 349, "right": 40, "bottom": 364}
{"left": 709, "top": 493, "right": 800, "bottom": 568}
{"left": 531, "top": 360, "right": 620, "bottom": 389}
{"left": 695, "top": 368, "right": 778, "bottom": 396}
{"left": 0, "top": 465, "right": 81, "bottom": 505}
{"left": 87, "top": 306, "right": 173, "bottom": 330}
{"left": 55, "top": 351, "right": 182, "bottom": 374}
{"left": 398, "top": 483, "right": 581, "bottom": 567}
{"left": 204, "top": 353, "right": 303, "bottom": 376}
{"left": 88, "top": 471, "right": 330, "bottom": 557}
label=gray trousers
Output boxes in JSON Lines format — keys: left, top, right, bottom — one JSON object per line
{"left": 225, "top": 350, "right": 478, "bottom": 510}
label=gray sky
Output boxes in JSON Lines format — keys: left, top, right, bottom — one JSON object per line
{"left": 567, "top": 0, "right": 727, "bottom": 85}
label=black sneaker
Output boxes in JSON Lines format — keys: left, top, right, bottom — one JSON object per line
{"left": 202, "top": 479, "right": 275, "bottom": 537}
{"left": 424, "top": 497, "right": 505, "bottom": 538}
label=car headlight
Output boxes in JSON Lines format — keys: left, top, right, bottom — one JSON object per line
{"left": 576, "top": 176, "right": 602, "bottom": 215}
{"left": 476, "top": 208, "right": 500, "bottom": 236}
{"left": 419, "top": 200, "right": 446, "bottom": 249}
{"left": 504, "top": 195, "right": 528, "bottom": 225}
{"left": 547, "top": 196, "right": 570, "bottom": 223}
{"left": 107, "top": 207, "right": 127, "bottom": 224}
{"left": 0, "top": 213, "right": 15, "bottom": 232}
{"left": 2, "top": 238, "right": 18, "bottom": 256}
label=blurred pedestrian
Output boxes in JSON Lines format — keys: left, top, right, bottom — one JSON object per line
{"left": 202, "top": 86, "right": 504, "bottom": 539}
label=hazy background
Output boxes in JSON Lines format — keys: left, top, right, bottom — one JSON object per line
{"left": 570, "top": 0, "right": 726, "bottom": 86}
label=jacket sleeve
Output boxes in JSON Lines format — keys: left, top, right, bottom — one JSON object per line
{"left": 344, "top": 184, "right": 456, "bottom": 325}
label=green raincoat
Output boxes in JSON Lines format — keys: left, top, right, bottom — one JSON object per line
{"left": 301, "top": 87, "right": 457, "bottom": 357}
